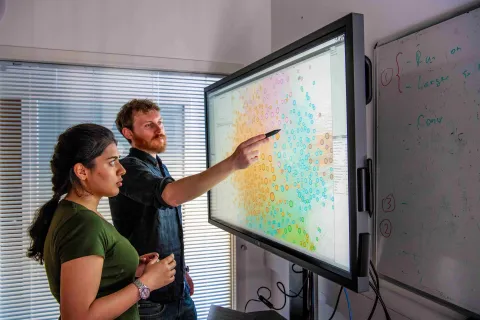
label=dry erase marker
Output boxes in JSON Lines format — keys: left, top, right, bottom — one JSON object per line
{"left": 265, "top": 129, "right": 281, "bottom": 138}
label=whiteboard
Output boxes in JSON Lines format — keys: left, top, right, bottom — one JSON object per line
{"left": 375, "top": 6, "right": 480, "bottom": 316}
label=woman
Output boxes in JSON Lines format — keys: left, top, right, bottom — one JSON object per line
{"left": 28, "top": 123, "right": 175, "bottom": 319}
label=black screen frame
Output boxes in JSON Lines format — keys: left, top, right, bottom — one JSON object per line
{"left": 204, "top": 13, "right": 368, "bottom": 292}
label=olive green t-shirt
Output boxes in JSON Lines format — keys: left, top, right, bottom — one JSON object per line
{"left": 44, "top": 200, "right": 140, "bottom": 320}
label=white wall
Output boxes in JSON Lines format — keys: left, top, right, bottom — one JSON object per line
{"left": 0, "top": 0, "right": 271, "bottom": 72}
{"left": 271, "top": 0, "right": 479, "bottom": 319}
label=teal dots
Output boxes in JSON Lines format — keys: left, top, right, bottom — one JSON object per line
{"left": 293, "top": 100, "right": 297, "bottom": 105}
{"left": 281, "top": 185, "right": 285, "bottom": 192}
{"left": 313, "top": 81, "right": 316, "bottom": 85}
{"left": 274, "top": 142, "right": 278, "bottom": 148}
{"left": 300, "top": 86, "right": 304, "bottom": 92}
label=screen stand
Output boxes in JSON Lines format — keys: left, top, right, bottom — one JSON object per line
{"left": 302, "top": 269, "right": 319, "bottom": 320}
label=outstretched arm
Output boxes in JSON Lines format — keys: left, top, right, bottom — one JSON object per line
{"left": 161, "top": 134, "right": 268, "bottom": 207}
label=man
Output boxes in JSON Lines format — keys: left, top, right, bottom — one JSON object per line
{"left": 109, "top": 99, "right": 268, "bottom": 319}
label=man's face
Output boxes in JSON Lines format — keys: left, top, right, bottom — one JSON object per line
{"left": 129, "top": 109, "right": 167, "bottom": 154}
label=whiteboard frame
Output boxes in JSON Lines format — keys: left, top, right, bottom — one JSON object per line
{"left": 373, "top": 3, "right": 480, "bottom": 318}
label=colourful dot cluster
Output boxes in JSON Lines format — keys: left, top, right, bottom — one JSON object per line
{"left": 225, "top": 66, "right": 334, "bottom": 253}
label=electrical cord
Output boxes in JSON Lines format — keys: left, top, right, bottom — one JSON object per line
{"left": 368, "top": 260, "right": 392, "bottom": 320}
{"left": 328, "top": 286, "right": 343, "bottom": 320}
{"left": 244, "top": 264, "right": 307, "bottom": 312}
{"left": 343, "top": 287, "right": 352, "bottom": 320}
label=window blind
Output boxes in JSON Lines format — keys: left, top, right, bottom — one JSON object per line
{"left": 0, "top": 61, "right": 229, "bottom": 320}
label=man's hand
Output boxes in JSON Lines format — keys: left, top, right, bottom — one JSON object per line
{"left": 229, "top": 134, "right": 268, "bottom": 170}
{"left": 186, "top": 272, "right": 194, "bottom": 296}
{"left": 136, "top": 252, "right": 160, "bottom": 278}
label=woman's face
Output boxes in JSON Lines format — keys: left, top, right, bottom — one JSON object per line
{"left": 83, "top": 143, "right": 126, "bottom": 198}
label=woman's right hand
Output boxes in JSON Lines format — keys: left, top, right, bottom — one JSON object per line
{"left": 139, "top": 253, "right": 176, "bottom": 290}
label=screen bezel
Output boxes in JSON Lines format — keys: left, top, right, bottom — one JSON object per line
{"left": 204, "top": 13, "right": 368, "bottom": 292}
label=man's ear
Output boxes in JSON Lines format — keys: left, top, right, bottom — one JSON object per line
{"left": 122, "top": 127, "right": 134, "bottom": 141}
{"left": 72, "top": 163, "right": 88, "bottom": 181}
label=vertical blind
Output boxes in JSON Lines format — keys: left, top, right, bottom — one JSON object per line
{"left": 0, "top": 61, "right": 230, "bottom": 320}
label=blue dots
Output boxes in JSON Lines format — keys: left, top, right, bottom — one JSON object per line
{"left": 297, "top": 111, "right": 301, "bottom": 116}
{"left": 312, "top": 104, "right": 316, "bottom": 110}
{"left": 274, "top": 142, "right": 278, "bottom": 148}
{"left": 315, "top": 160, "right": 319, "bottom": 164}
{"left": 331, "top": 196, "right": 334, "bottom": 201}
{"left": 277, "top": 152, "right": 282, "bottom": 158}
{"left": 281, "top": 186, "right": 285, "bottom": 191}
{"left": 310, "top": 120, "right": 314, "bottom": 125}
{"left": 293, "top": 100, "right": 297, "bottom": 106}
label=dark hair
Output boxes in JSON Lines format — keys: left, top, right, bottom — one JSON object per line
{"left": 115, "top": 99, "right": 160, "bottom": 143}
{"left": 27, "top": 123, "right": 117, "bottom": 264}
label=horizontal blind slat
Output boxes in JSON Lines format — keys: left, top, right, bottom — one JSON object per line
{"left": 0, "top": 61, "right": 227, "bottom": 320}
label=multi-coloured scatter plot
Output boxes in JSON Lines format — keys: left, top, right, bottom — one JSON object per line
{"left": 221, "top": 58, "right": 336, "bottom": 255}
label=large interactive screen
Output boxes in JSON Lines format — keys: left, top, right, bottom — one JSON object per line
{"left": 205, "top": 13, "right": 369, "bottom": 292}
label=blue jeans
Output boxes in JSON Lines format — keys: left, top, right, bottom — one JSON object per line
{"left": 138, "top": 282, "right": 197, "bottom": 320}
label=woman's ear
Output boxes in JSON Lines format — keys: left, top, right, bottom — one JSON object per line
{"left": 72, "top": 163, "right": 88, "bottom": 181}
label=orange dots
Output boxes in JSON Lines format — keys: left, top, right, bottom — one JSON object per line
{"left": 264, "top": 178, "right": 268, "bottom": 184}
{"left": 276, "top": 134, "right": 280, "bottom": 140}
{"left": 281, "top": 212, "right": 285, "bottom": 217}
{"left": 270, "top": 192, "right": 275, "bottom": 201}
{"left": 268, "top": 155, "right": 272, "bottom": 162}
{"left": 275, "top": 185, "right": 279, "bottom": 191}
{"left": 285, "top": 185, "right": 289, "bottom": 190}
{"left": 261, "top": 153, "right": 265, "bottom": 160}
{"left": 281, "top": 169, "right": 285, "bottom": 174}
{"left": 266, "top": 207, "right": 270, "bottom": 212}
{"left": 271, "top": 167, "right": 274, "bottom": 173}
{"left": 273, "top": 175, "right": 276, "bottom": 181}
{"left": 262, "top": 164, "right": 266, "bottom": 171}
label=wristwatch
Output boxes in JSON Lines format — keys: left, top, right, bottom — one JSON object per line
{"left": 134, "top": 279, "right": 150, "bottom": 300}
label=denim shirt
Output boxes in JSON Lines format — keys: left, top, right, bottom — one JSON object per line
{"left": 109, "top": 148, "right": 185, "bottom": 304}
